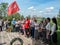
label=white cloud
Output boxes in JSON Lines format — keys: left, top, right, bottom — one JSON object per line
{"left": 46, "top": 7, "right": 54, "bottom": 12}
{"left": 39, "top": 11, "right": 43, "bottom": 13}
{"left": 46, "top": 7, "right": 54, "bottom": 10}
{"left": 28, "top": 6, "right": 36, "bottom": 10}
{"left": 28, "top": 6, "right": 34, "bottom": 10}
{"left": 33, "top": 9, "right": 36, "bottom": 10}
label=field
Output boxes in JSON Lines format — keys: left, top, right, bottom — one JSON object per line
{"left": 57, "top": 30, "right": 60, "bottom": 45}
{"left": 58, "top": 25, "right": 60, "bottom": 44}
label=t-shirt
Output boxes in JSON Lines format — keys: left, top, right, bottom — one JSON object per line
{"left": 30, "top": 20, "right": 35, "bottom": 27}
{"left": 46, "top": 22, "right": 51, "bottom": 31}
{"left": 22, "top": 24, "right": 25, "bottom": 30}
{"left": 34, "top": 22, "right": 39, "bottom": 30}
{"left": 15, "top": 21, "right": 20, "bottom": 27}
{"left": 12, "top": 20, "right": 16, "bottom": 25}
{"left": 20, "top": 20, "right": 25, "bottom": 30}
{"left": 50, "top": 24, "right": 56, "bottom": 35}
{"left": 25, "top": 20, "right": 30, "bottom": 28}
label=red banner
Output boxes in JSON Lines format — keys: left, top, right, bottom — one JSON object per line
{"left": 8, "top": 1, "right": 19, "bottom": 16}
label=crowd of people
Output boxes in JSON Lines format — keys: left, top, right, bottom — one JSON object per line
{"left": 0, "top": 17, "right": 58, "bottom": 45}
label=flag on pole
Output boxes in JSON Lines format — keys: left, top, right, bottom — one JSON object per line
{"left": 8, "top": 1, "right": 19, "bottom": 16}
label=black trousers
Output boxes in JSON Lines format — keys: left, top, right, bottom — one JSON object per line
{"left": 25, "top": 28, "right": 30, "bottom": 37}
{"left": 20, "top": 29, "right": 24, "bottom": 34}
{"left": 31, "top": 27, "right": 35, "bottom": 38}
{"left": 15, "top": 27, "right": 20, "bottom": 32}
{"left": 42, "top": 30, "right": 46, "bottom": 42}
{"left": 51, "top": 32, "right": 57, "bottom": 43}
{"left": 0, "top": 26, "right": 2, "bottom": 31}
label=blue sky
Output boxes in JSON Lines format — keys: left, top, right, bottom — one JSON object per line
{"left": 0, "top": 0, "right": 60, "bottom": 18}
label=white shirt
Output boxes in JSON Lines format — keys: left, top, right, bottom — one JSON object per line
{"left": 15, "top": 21, "right": 19, "bottom": 27}
{"left": 30, "top": 20, "right": 35, "bottom": 27}
{"left": 34, "top": 22, "right": 39, "bottom": 30}
{"left": 46, "top": 22, "right": 51, "bottom": 31}
{"left": 50, "top": 24, "right": 56, "bottom": 35}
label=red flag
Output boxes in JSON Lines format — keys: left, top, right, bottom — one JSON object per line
{"left": 8, "top": 1, "right": 19, "bottom": 16}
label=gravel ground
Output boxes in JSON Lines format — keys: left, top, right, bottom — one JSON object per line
{"left": 0, "top": 31, "right": 44, "bottom": 45}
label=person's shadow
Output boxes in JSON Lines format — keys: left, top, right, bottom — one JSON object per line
{"left": 32, "top": 39, "right": 44, "bottom": 45}
{"left": 0, "top": 42, "right": 6, "bottom": 45}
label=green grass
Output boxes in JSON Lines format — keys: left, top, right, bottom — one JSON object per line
{"left": 57, "top": 32, "right": 60, "bottom": 45}
{"left": 58, "top": 26, "right": 60, "bottom": 30}
{"left": 57, "top": 26, "right": 60, "bottom": 45}
{"left": 57, "top": 25, "right": 60, "bottom": 45}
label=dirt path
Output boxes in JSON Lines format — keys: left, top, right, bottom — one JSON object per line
{"left": 0, "top": 31, "right": 44, "bottom": 45}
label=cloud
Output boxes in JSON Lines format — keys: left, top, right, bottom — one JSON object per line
{"left": 39, "top": 11, "right": 43, "bottom": 13}
{"left": 33, "top": 9, "right": 36, "bottom": 10}
{"left": 28, "top": 6, "right": 34, "bottom": 9}
{"left": 45, "top": 7, "right": 54, "bottom": 12}
{"left": 28, "top": 6, "right": 36, "bottom": 10}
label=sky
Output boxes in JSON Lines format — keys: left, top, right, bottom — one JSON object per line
{"left": 0, "top": 0, "right": 60, "bottom": 18}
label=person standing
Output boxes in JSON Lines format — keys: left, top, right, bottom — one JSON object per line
{"left": 20, "top": 18, "right": 25, "bottom": 35}
{"left": 15, "top": 19, "right": 20, "bottom": 32}
{"left": 25, "top": 17, "right": 30, "bottom": 38}
{"left": 46, "top": 18, "right": 51, "bottom": 44}
{"left": 42, "top": 20, "right": 47, "bottom": 43}
{"left": 34, "top": 19, "right": 39, "bottom": 40}
{"left": 11, "top": 18, "right": 16, "bottom": 30}
{"left": 50, "top": 17, "right": 58, "bottom": 45}
{"left": 30, "top": 18, "right": 35, "bottom": 38}
{"left": 0, "top": 19, "right": 3, "bottom": 31}
{"left": 3, "top": 19, "right": 7, "bottom": 31}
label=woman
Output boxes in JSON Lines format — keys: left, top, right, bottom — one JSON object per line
{"left": 39, "top": 21, "right": 43, "bottom": 39}
{"left": 34, "top": 19, "right": 39, "bottom": 40}
{"left": 50, "top": 17, "right": 58, "bottom": 45}
{"left": 21, "top": 18, "right": 25, "bottom": 35}
{"left": 15, "top": 19, "right": 20, "bottom": 32}
{"left": 30, "top": 18, "right": 35, "bottom": 38}
{"left": 46, "top": 18, "right": 51, "bottom": 44}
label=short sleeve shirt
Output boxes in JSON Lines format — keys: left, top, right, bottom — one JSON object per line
{"left": 25, "top": 20, "right": 30, "bottom": 28}
{"left": 51, "top": 24, "right": 56, "bottom": 32}
{"left": 46, "top": 22, "right": 51, "bottom": 31}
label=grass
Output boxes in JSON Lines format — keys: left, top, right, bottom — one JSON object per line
{"left": 57, "top": 32, "right": 60, "bottom": 45}
{"left": 58, "top": 26, "right": 60, "bottom": 30}
{"left": 57, "top": 25, "right": 60, "bottom": 45}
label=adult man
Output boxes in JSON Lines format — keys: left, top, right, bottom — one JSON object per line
{"left": 11, "top": 18, "right": 16, "bottom": 30}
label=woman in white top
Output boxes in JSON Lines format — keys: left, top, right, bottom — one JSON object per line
{"left": 15, "top": 19, "right": 20, "bottom": 32}
{"left": 46, "top": 18, "right": 51, "bottom": 40}
{"left": 50, "top": 18, "right": 58, "bottom": 45}
{"left": 34, "top": 19, "right": 39, "bottom": 40}
{"left": 30, "top": 18, "right": 35, "bottom": 38}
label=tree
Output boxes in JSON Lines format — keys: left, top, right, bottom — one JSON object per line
{"left": 6, "top": 12, "right": 21, "bottom": 21}
{"left": 57, "top": 9, "right": 60, "bottom": 18}
{"left": 57, "top": 9, "right": 60, "bottom": 26}
{"left": 20, "top": 15, "right": 24, "bottom": 19}
{"left": 28, "top": 15, "right": 31, "bottom": 19}
{"left": 0, "top": 3, "right": 8, "bottom": 17}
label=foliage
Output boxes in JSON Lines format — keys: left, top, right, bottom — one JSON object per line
{"left": 5, "top": 12, "right": 22, "bottom": 21}
{"left": 57, "top": 32, "right": 60, "bottom": 45}
{"left": 57, "top": 9, "right": 60, "bottom": 30}
{"left": 0, "top": 3, "right": 8, "bottom": 16}
{"left": 57, "top": 18, "right": 60, "bottom": 26}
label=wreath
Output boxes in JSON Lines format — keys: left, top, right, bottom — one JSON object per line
{"left": 10, "top": 38, "right": 23, "bottom": 45}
